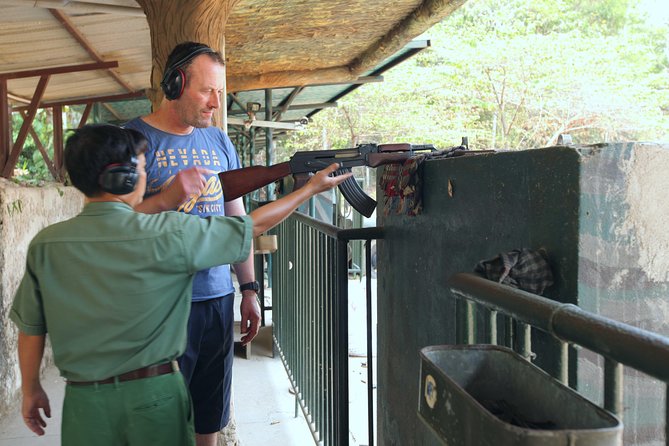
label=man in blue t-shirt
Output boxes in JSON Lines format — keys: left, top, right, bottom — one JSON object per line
{"left": 125, "top": 42, "right": 258, "bottom": 446}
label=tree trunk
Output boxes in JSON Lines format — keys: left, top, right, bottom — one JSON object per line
{"left": 136, "top": 0, "right": 241, "bottom": 114}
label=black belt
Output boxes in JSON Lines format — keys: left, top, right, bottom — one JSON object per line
{"left": 67, "top": 361, "right": 179, "bottom": 386}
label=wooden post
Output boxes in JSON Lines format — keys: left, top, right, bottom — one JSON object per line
{"left": 0, "top": 79, "right": 9, "bottom": 173}
{"left": 52, "top": 105, "right": 64, "bottom": 181}
{"left": 1, "top": 75, "right": 49, "bottom": 178}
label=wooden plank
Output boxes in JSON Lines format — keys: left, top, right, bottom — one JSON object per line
{"left": 0, "top": 79, "right": 8, "bottom": 172}
{"left": 52, "top": 104, "right": 64, "bottom": 181}
{"left": 78, "top": 103, "right": 93, "bottom": 128}
{"left": 12, "top": 91, "right": 145, "bottom": 112}
{"left": 49, "top": 9, "right": 134, "bottom": 92}
{"left": 21, "top": 110, "right": 59, "bottom": 180}
{"left": 0, "top": 61, "right": 118, "bottom": 81}
{"left": 1, "top": 75, "right": 49, "bottom": 178}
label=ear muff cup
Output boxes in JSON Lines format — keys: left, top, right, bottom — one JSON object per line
{"left": 161, "top": 67, "right": 187, "bottom": 101}
{"left": 98, "top": 157, "right": 139, "bottom": 195}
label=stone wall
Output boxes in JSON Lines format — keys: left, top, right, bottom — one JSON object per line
{"left": 0, "top": 179, "right": 83, "bottom": 419}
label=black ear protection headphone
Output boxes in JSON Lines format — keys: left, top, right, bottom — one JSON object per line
{"left": 98, "top": 131, "right": 139, "bottom": 195}
{"left": 160, "top": 45, "right": 216, "bottom": 100}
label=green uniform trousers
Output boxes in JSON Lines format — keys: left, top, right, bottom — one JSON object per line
{"left": 62, "top": 371, "right": 195, "bottom": 446}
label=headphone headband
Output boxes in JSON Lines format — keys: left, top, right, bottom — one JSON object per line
{"left": 160, "top": 45, "right": 216, "bottom": 100}
{"left": 165, "top": 46, "right": 215, "bottom": 75}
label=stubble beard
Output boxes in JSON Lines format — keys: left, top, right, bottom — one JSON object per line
{"left": 178, "top": 104, "right": 213, "bottom": 129}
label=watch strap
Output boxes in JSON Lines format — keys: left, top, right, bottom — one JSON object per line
{"left": 239, "top": 281, "right": 260, "bottom": 293}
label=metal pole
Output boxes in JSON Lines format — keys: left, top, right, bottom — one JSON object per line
{"left": 335, "top": 239, "right": 349, "bottom": 445}
{"left": 604, "top": 358, "right": 623, "bottom": 417}
{"left": 488, "top": 310, "right": 498, "bottom": 345}
{"left": 265, "top": 88, "right": 275, "bottom": 200}
{"left": 365, "top": 240, "right": 375, "bottom": 446}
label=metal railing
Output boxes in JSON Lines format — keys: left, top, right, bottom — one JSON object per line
{"left": 271, "top": 212, "right": 382, "bottom": 445}
{"left": 449, "top": 272, "right": 669, "bottom": 444}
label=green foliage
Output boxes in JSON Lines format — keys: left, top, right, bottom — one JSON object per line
{"left": 280, "top": 0, "right": 668, "bottom": 155}
{"left": 12, "top": 112, "right": 51, "bottom": 183}
{"left": 10, "top": 106, "right": 83, "bottom": 183}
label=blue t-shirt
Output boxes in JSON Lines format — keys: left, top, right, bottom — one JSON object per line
{"left": 124, "top": 118, "right": 242, "bottom": 301}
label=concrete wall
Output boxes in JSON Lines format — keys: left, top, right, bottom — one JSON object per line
{"left": 577, "top": 143, "right": 669, "bottom": 444}
{"left": 376, "top": 143, "right": 669, "bottom": 445}
{"left": 0, "top": 179, "right": 83, "bottom": 419}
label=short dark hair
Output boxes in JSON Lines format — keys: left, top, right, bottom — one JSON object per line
{"left": 164, "top": 41, "right": 225, "bottom": 75}
{"left": 64, "top": 124, "right": 147, "bottom": 197}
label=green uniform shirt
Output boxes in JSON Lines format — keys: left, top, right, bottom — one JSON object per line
{"left": 10, "top": 202, "right": 252, "bottom": 382}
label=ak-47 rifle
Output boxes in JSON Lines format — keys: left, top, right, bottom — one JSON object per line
{"left": 219, "top": 143, "right": 442, "bottom": 218}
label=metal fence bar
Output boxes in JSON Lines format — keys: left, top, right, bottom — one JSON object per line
{"left": 557, "top": 341, "right": 569, "bottom": 385}
{"left": 666, "top": 385, "right": 669, "bottom": 446}
{"left": 334, "top": 238, "right": 349, "bottom": 446}
{"left": 449, "top": 272, "right": 669, "bottom": 446}
{"left": 365, "top": 240, "right": 375, "bottom": 446}
{"left": 271, "top": 213, "right": 383, "bottom": 446}
{"left": 449, "top": 273, "right": 669, "bottom": 382}
{"left": 488, "top": 310, "right": 497, "bottom": 345}
{"left": 604, "top": 358, "right": 623, "bottom": 417}
{"left": 518, "top": 322, "right": 531, "bottom": 360}
{"left": 339, "top": 226, "right": 384, "bottom": 446}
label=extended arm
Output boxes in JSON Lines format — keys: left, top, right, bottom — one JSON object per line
{"left": 17, "top": 332, "right": 51, "bottom": 436}
{"left": 249, "top": 163, "right": 353, "bottom": 235}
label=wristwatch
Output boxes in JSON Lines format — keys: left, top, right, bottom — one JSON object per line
{"left": 239, "top": 281, "right": 260, "bottom": 293}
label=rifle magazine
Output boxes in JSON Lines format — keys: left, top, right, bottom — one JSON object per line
{"left": 336, "top": 168, "right": 376, "bottom": 218}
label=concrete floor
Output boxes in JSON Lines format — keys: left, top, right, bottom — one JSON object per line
{"left": 0, "top": 278, "right": 377, "bottom": 446}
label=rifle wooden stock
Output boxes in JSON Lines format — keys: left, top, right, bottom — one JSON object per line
{"left": 219, "top": 162, "right": 291, "bottom": 201}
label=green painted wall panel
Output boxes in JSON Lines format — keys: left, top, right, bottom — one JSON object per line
{"left": 377, "top": 143, "right": 669, "bottom": 445}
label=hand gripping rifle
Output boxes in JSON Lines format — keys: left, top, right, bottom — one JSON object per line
{"left": 219, "top": 143, "right": 437, "bottom": 218}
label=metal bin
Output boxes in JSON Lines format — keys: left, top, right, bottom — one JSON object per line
{"left": 418, "top": 345, "right": 622, "bottom": 445}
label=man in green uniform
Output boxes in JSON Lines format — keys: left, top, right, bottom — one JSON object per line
{"left": 10, "top": 124, "right": 351, "bottom": 446}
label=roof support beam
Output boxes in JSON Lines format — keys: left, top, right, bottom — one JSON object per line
{"left": 273, "top": 86, "right": 304, "bottom": 122}
{"left": 229, "top": 102, "right": 337, "bottom": 116}
{"left": 102, "top": 103, "right": 122, "bottom": 121}
{"left": 227, "top": 117, "right": 298, "bottom": 131}
{"left": 3, "top": 0, "right": 145, "bottom": 17}
{"left": 1, "top": 79, "right": 9, "bottom": 173}
{"left": 20, "top": 110, "right": 59, "bottom": 181}
{"left": 349, "top": 0, "right": 465, "bottom": 75}
{"left": 78, "top": 103, "right": 93, "bottom": 128}
{"left": 2, "top": 75, "right": 49, "bottom": 178}
{"left": 228, "top": 93, "right": 247, "bottom": 112}
{"left": 8, "top": 93, "right": 30, "bottom": 105}
{"left": 0, "top": 61, "right": 119, "bottom": 81}
{"left": 309, "top": 75, "right": 384, "bottom": 87}
{"left": 53, "top": 104, "right": 64, "bottom": 180}
{"left": 12, "top": 91, "right": 145, "bottom": 113}
{"left": 48, "top": 9, "right": 135, "bottom": 93}
{"left": 228, "top": 66, "right": 356, "bottom": 93}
